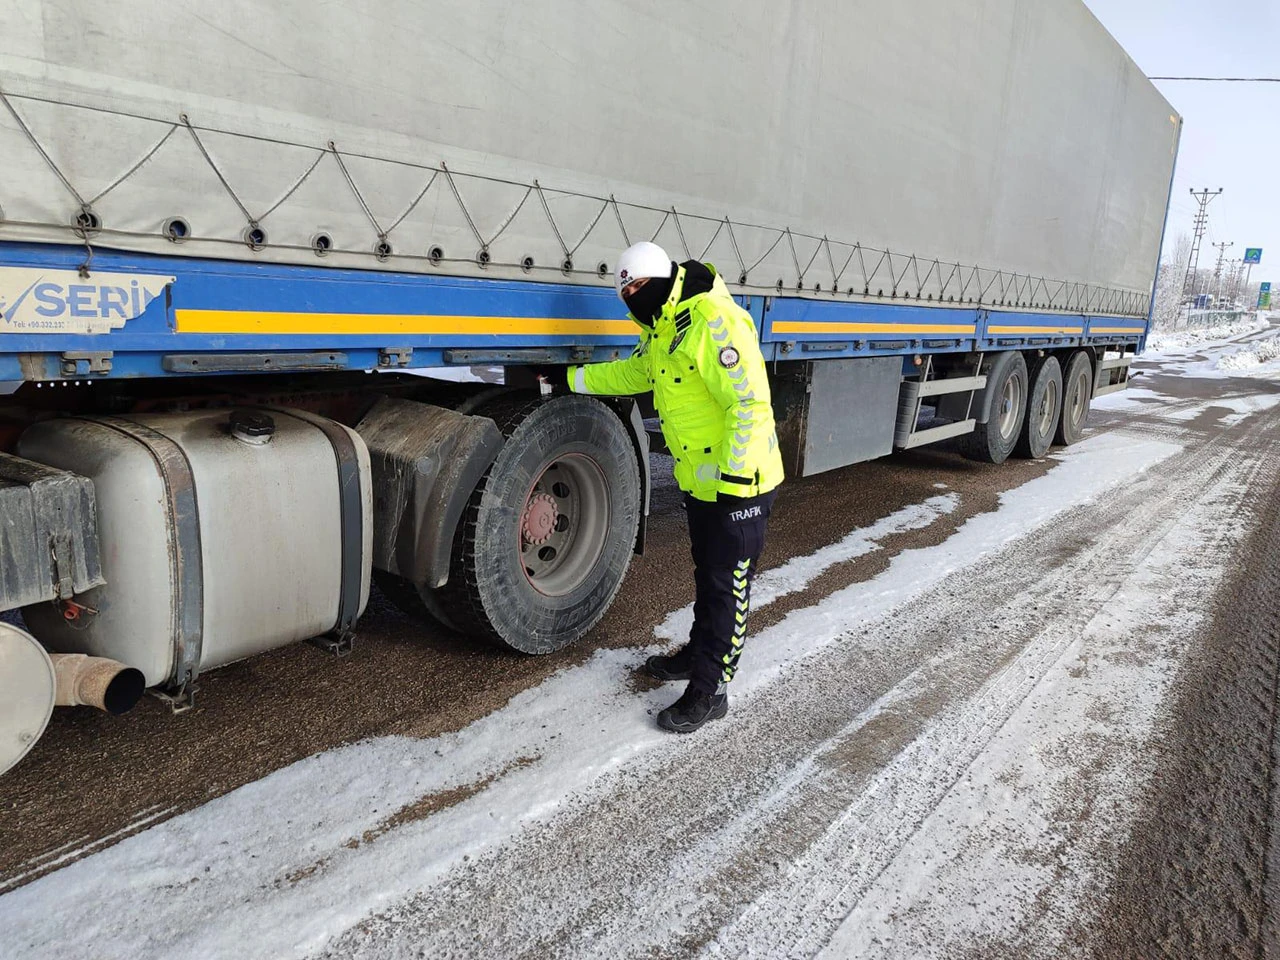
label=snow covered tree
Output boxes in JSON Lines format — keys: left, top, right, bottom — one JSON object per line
{"left": 1151, "top": 233, "right": 1192, "bottom": 330}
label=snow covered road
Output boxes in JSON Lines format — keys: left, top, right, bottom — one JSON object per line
{"left": 3, "top": 318, "right": 1279, "bottom": 959}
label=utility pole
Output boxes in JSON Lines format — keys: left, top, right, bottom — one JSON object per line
{"left": 1212, "top": 241, "right": 1233, "bottom": 305}
{"left": 1183, "top": 188, "right": 1222, "bottom": 301}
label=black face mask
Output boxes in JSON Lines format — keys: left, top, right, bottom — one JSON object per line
{"left": 623, "top": 270, "right": 675, "bottom": 325}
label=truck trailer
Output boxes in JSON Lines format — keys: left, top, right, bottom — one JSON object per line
{"left": 0, "top": 0, "right": 1180, "bottom": 775}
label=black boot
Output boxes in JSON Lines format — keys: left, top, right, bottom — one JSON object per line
{"left": 657, "top": 685, "right": 728, "bottom": 733}
{"left": 644, "top": 644, "right": 694, "bottom": 682}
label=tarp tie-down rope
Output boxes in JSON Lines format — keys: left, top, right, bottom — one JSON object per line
{"left": 0, "top": 90, "right": 1151, "bottom": 317}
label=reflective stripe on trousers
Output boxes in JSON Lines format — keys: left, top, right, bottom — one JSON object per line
{"left": 684, "top": 490, "right": 776, "bottom": 695}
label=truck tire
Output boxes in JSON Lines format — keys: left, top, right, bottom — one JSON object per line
{"left": 437, "top": 395, "right": 641, "bottom": 654}
{"left": 1055, "top": 350, "right": 1093, "bottom": 446}
{"left": 1015, "top": 356, "right": 1063, "bottom": 459}
{"left": 961, "top": 351, "right": 1028, "bottom": 465}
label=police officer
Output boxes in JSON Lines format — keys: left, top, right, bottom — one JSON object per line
{"left": 568, "top": 241, "right": 784, "bottom": 733}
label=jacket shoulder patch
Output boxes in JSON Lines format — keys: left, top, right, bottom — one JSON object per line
{"left": 719, "top": 345, "right": 740, "bottom": 368}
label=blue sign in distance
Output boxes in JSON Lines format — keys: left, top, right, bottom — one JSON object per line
{"left": 1244, "top": 247, "right": 1263, "bottom": 264}
{"left": 1262, "top": 282, "right": 1272, "bottom": 293}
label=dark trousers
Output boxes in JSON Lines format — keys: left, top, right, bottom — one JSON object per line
{"left": 684, "top": 490, "right": 777, "bottom": 694}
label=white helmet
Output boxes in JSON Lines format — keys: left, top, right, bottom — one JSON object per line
{"left": 615, "top": 241, "right": 672, "bottom": 299}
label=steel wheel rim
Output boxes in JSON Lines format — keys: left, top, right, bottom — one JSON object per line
{"left": 999, "top": 372, "right": 1023, "bottom": 441}
{"left": 518, "top": 453, "right": 610, "bottom": 597}
{"left": 1069, "top": 368, "right": 1089, "bottom": 427}
{"left": 1038, "top": 377, "right": 1060, "bottom": 439}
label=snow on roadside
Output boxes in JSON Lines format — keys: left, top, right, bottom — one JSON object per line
{"left": 1148, "top": 394, "right": 1280, "bottom": 426}
{"left": 1139, "top": 313, "right": 1280, "bottom": 380}
{"left": 0, "top": 805, "right": 176, "bottom": 894}
{"left": 654, "top": 493, "right": 960, "bottom": 643}
{"left": 1094, "top": 384, "right": 1280, "bottom": 427}
{"left": 732, "top": 431, "right": 1179, "bottom": 696}
{"left": 1091, "top": 386, "right": 1165, "bottom": 411}
{"left": 1170, "top": 340, "right": 1280, "bottom": 380}
{"left": 1145, "top": 314, "right": 1269, "bottom": 354}
{"left": 0, "top": 433, "right": 1180, "bottom": 960}
{"left": 1216, "top": 394, "right": 1280, "bottom": 426}
{"left": 1218, "top": 336, "right": 1280, "bottom": 372}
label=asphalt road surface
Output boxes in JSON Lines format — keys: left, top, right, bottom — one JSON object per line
{"left": 2, "top": 319, "right": 1279, "bottom": 959}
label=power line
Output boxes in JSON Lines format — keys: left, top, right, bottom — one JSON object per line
{"left": 1148, "top": 76, "right": 1280, "bottom": 82}
{"left": 1182, "top": 189, "right": 1221, "bottom": 302}
{"left": 1212, "top": 241, "right": 1233, "bottom": 305}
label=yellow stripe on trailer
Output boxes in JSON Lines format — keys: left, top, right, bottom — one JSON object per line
{"left": 1089, "top": 326, "right": 1147, "bottom": 334}
{"left": 987, "top": 325, "right": 1084, "bottom": 334}
{"left": 771, "top": 321, "right": 977, "bottom": 335}
{"left": 174, "top": 310, "right": 636, "bottom": 337}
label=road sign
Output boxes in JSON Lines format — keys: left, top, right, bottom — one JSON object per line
{"left": 1244, "top": 247, "right": 1263, "bottom": 264}
{"left": 1259, "top": 281, "right": 1272, "bottom": 309}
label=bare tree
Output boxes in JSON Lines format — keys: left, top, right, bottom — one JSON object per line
{"left": 1168, "top": 233, "right": 1193, "bottom": 296}
{"left": 1151, "top": 233, "right": 1192, "bottom": 330}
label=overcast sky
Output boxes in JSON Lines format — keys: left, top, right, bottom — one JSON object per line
{"left": 1083, "top": 0, "right": 1279, "bottom": 283}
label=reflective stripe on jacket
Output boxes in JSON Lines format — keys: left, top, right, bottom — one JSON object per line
{"left": 568, "top": 263, "right": 784, "bottom": 501}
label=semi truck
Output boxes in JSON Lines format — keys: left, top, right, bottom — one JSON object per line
{"left": 0, "top": 0, "right": 1180, "bottom": 775}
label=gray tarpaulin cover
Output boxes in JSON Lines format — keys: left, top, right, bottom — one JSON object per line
{"left": 0, "top": 0, "right": 1178, "bottom": 313}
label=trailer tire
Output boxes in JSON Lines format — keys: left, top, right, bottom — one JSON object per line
{"left": 437, "top": 395, "right": 641, "bottom": 654}
{"left": 961, "top": 351, "right": 1028, "bottom": 464}
{"left": 1015, "top": 356, "right": 1062, "bottom": 459}
{"left": 1055, "top": 350, "right": 1093, "bottom": 446}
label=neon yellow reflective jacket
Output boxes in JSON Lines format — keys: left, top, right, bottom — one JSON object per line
{"left": 568, "top": 263, "right": 784, "bottom": 502}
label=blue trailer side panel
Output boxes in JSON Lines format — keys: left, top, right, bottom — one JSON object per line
{"left": 0, "top": 243, "right": 1149, "bottom": 382}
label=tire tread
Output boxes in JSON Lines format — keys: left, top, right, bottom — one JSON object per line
{"left": 435, "top": 395, "right": 639, "bottom": 653}
{"left": 1055, "top": 350, "right": 1093, "bottom": 447}
{"left": 438, "top": 397, "right": 546, "bottom": 646}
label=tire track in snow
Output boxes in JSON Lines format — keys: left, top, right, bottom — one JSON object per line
{"left": 707, "top": 437, "right": 1263, "bottom": 958}
{"left": 801, "top": 460, "right": 1269, "bottom": 958}
{"left": 1080, "top": 442, "right": 1280, "bottom": 960}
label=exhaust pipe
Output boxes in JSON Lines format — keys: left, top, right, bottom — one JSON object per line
{"left": 51, "top": 654, "right": 146, "bottom": 715}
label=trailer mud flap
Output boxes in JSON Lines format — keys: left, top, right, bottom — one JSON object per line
{"left": 356, "top": 397, "right": 504, "bottom": 589}
{"left": 969, "top": 351, "right": 1021, "bottom": 425}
